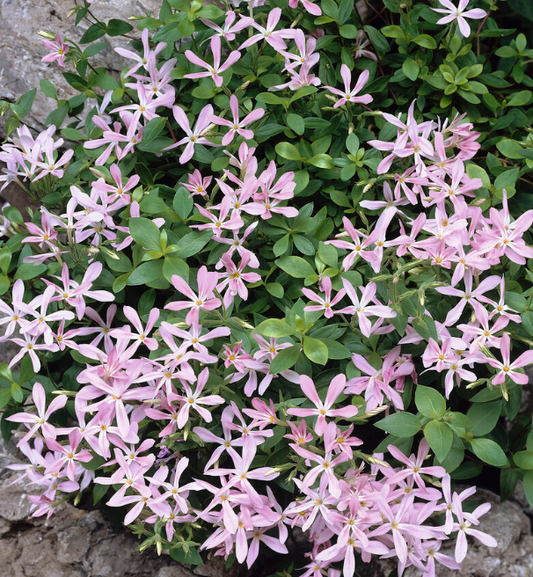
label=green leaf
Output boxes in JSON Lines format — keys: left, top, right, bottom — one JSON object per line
{"left": 346, "top": 133, "right": 360, "bottom": 156}
{"left": 176, "top": 230, "right": 212, "bottom": 259}
{"left": 270, "top": 346, "right": 300, "bottom": 374}
{"left": 412, "top": 34, "right": 437, "bottom": 49}
{"left": 84, "top": 42, "right": 109, "bottom": 57}
{"left": 93, "top": 484, "right": 109, "bottom": 505}
{"left": 275, "top": 142, "right": 302, "bottom": 161}
{"left": 107, "top": 19, "right": 134, "bottom": 36}
{"left": 266, "top": 282, "right": 284, "bottom": 299}
{"left": 308, "top": 154, "right": 334, "bottom": 169}
{"left": 339, "top": 24, "right": 358, "bottom": 39}
{"left": 197, "top": 4, "right": 225, "bottom": 18}
{"left": 14, "top": 263, "right": 46, "bottom": 281}
{"left": 91, "top": 73, "right": 120, "bottom": 92}
{"left": 514, "top": 450, "right": 533, "bottom": 470}
{"left": 0, "top": 389, "right": 11, "bottom": 410}
{"left": 19, "top": 355, "right": 35, "bottom": 384}
{"left": 80, "top": 22, "right": 107, "bottom": 43}
{"left": 129, "top": 217, "right": 161, "bottom": 251}
{"left": 523, "top": 311, "right": 533, "bottom": 337}
{"left": 321, "top": 338, "right": 351, "bottom": 359}
{"left": 364, "top": 25, "right": 389, "bottom": 52}
{"left": 415, "top": 385, "right": 446, "bottom": 419}
{"left": 467, "top": 400, "right": 502, "bottom": 436}
{"left": 469, "top": 438, "right": 508, "bottom": 467}
{"left": 375, "top": 413, "right": 422, "bottom": 437}
{"left": 40, "top": 79, "right": 57, "bottom": 99}
{"left": 173, "top": 187, "right": 194, "bottom": 219}
{"left": 290, "top": 86, "right": 317, "bottom": 103}
{"left": 424, "top": 420, "right": 453, "bottom": 462}
{"left": 303, "top": 336, "right": 328, "bottom": 365}
{"left": 506, "top": 90, "right": 532, "bottom": 107}
{"left": 496, "top": 139, "right": 524, "bottom": 160}
{"left": 169, "top": 547, "right": 203, "bottom": 566}
{"left": 381, "top": 25, "right": 405, "bottom": 39}
{"left": 412, "top": 316, "right": 438, "bottom": 342}
{"left": 276, "top": 256, "right": 314, "bottom": 278}
{"left": 466, "top": 164, "right": 491, "bottom": 187}
{"left": 294, "top": 235, "right": 315, "bottom": 255}
{"left": 139, "top": 196, "right": 168, "bottom": 214}
{"left": 402, "top": 58, "right": 420, "bottom": 82}
{"left": 163, "top": 257, "right": 189, "bottom": 283}
{"left": 45, "top": 102, "right": 69, "bottom": 128}
{"left": 255, "top": 319, "right": 295, "bottom": 338}
{"left": 140, "top": 117, "right": 166, "bottom": 147}
{"left": 127, "top": 260, "right": 164, "bottom": 286}
{"left": 286, "top": 113, "right": 305, "bottom": 135}
{"left": 10, "top": 89, "right": 37, "bottom": 119}
{"left": 523, "top": 470, "right": 533, "bottom": 509}
{"left": 494, "top": 167, "right": 519, "bottom": 192}
{"left": 4, "top": 206, "right": 24, "bottom": 225}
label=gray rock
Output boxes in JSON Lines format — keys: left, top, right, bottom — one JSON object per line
{"left": 0, "top": 0, "right": 163, "bottom": 136}
{"left": 371, "top": 489, "right": 533, "bottom": 577}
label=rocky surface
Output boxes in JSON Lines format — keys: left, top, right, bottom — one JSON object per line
{"left": 0, "top": 440, "right": 181, "bottom": 577}
{"left": 0, "top": 0, "right": 163, "bottom": 136}
{"left": 368, "top": 488, "right": 533, "bottom": 577}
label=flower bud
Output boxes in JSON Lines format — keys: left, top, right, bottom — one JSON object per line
{"left": 38, "top": 30, "right": 56, "bottom": 39}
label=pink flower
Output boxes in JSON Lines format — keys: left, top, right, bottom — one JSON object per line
{"left": 163, "top": 105, "right": 217, "bottom": 164}
{"left": 184, "top": 36, "right": 241, "bottom": 87}
{"left": 239, "top": 8, "right": 296, "bottom": 51}
{"left": 174, "top": 367, "right": 225, "bottom": 428}
{"left": 324, "top": 65, "right": 373, "bottom": 108}
{"left": 339, "top": 280, "right": 396, "bottom": 338}
{"left": 7, "top": 382, "right": 67, "bottom": 446}
{"left": 288, "top": 0, "right": 321, "bottom": 16}
{"left": 287, "top": 374, "right": 358, "bottom": 436}
{"left": 115, "top": 27, "right": 167, "bottom": 77}
{"left": 165, "top": 266, "right": 221, "bottom": 325}
{"left": 486, "top": 332, "right": 533, "bottom": 385}
{"left": 210, "top": 96, "right": 265, "bottom": 145}
{"left": 41, "top": 32, "right": 69, "bottom": 66}
{"left": 353, "top": 31, "right": 377, "bottom": 61}
{"left": 453, "top": 497, "right": 496, "bottom": 562}
{"left": 200, "top": 11, "right": 253, "bottom": 42}
{"left": 302, "top": 277, "right": 346, "bottom": 318}
{"left": 216, "top": 253, "right": 261, "bottom": 307}
{"left": 433, "top": 0, "right": 487, "bottom": 37}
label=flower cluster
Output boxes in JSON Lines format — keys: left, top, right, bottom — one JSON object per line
{"left": 3, "top": 0, "right": 530, "bottom": 575}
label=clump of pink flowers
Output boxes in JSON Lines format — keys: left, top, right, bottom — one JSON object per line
{"left": 2, "top": 1, "right": 527, "bottom": 575}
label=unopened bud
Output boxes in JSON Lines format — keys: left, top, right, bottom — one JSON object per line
{"left": 418, "top": 288, "right": 425, "bottom": 307}
{"left": 89, "top": 167, "right": 108, "bottom": 180}
{"left": 472, "top": 197, "right": 487, "bottom": 206}
{"left": 67, "top": 7, "right": 78, "bottom": 18}
{"left": 200, "top": 123, "right": 217, "bottom": 137}
{"left": 325, "top": 94, "right": 338, "bottom": 103}
{"left": 87, "top": 246, "right": 100, "bottom": 255}
{"left": 361, "top": 405, "right": 388, "bottom": 419}
{"left": 363, "top": 179, "right": 376, "bottom": 193}
{"left": 478, "top": 344, "right": 494, "bottom": 358}
{"left": 232, "top": 317, "right": 254, "bottom": 330}
{"left": 100, "top": 246, "right": 120, "bottom": 260}
{"left": 38, "top": 30, "right": 56, "bottom": 39}
{"left": 236, "top": 81, "right": 250, "bottom": 93}
{"left": 290, "top": 13, "right": 303, "bottom": 28}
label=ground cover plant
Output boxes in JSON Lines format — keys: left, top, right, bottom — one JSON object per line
{"left": 1, "top": 0, "right": 533, "bottom": 574}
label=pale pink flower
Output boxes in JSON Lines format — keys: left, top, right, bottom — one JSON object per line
{"left": 324, "top": 65, "right": 373, "bottom": 108}
{"left": 433, "top": 0, "right": 487, "bottom": 37}
{"left": 184, "top": 36, "right": 241, "bottom": 87}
